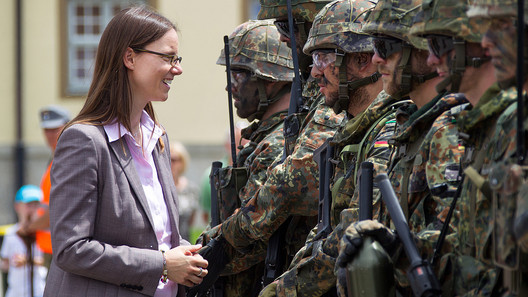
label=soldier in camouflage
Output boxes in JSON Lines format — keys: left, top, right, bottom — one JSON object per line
{"left": 334, "top": 0, "right": 480, "bottom": 295}
{"left": 205, "top": 20, "right": 295, "bottom": 296}
{"left": 458, "top": 0, "right": 528, "bottom": 294}
{"left": 256, "top": 0, "right": 406, "bottom": 295}
{"left": 337, "top": 0, "right": 528, "bottom": 296}
{"left": 191, "top": 0, "right": 345, "bottom": 295}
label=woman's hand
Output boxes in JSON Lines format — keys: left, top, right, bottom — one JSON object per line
{"left": 165, "top": 244, "right": 208, "bottom": 287}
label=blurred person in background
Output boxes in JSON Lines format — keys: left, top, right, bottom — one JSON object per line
{"left": 170, "top": 141, "right": 200, "bottom": 242}
{"left": 17, "top": 105, "right": 71, "bottom": 271}
{"left": 1, "top": 185, "right": 48, "bottom": 297}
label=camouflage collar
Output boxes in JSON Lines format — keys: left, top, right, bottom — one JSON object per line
{"left": 457, "top": 83, "right": 515, "bottom": 133}
{"left": 393, "top": 90, "right": 468, "bottom": 142}
{"left": 332, "top": 90, "right": 402, "bottom": 144}
{"left": 241, "top": 110, "right": 288, "bottom": 142}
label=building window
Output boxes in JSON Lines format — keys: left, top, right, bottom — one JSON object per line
{"left": 64, "top": 0, "right": 148, "bottom": 96}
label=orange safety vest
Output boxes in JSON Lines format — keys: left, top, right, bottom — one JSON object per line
{"left": 36, "top": 162, "right": 53, "bottom": 254}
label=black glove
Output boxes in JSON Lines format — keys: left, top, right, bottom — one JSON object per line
{"left": 186, "top": 236, "right": 230, "bottom": 297}
{"left": 335, "top": 220, "right": 399, "bottom": 296}
{"left": 336, "top": 228, "right": 363, "bottom": 297}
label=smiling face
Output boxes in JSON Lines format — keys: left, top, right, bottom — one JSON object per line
{"left": 126, "top": 28, "right": 182, "bottom": 107}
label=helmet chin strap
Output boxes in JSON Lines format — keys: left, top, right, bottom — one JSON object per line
{"left": 395, "top": 44, "right": 438, "bottom": 99}
{"left": 436, "top": 38, "right": 491, "bottom": 93}
{"left": 333, "top": 50, "right": 381, "bottom": 114}
{"left": 247, "top": 80, "right": 291, "bottom": 122}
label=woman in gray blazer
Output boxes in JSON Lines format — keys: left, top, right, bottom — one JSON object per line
{"left": 44, "top": 6, "right": 208, "bottom": 297}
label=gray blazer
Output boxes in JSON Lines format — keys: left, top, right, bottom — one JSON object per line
{"left": 44, "top": 124, "right": 188, "bottom": 297}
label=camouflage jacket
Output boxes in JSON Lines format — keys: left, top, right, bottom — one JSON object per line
{"left": 436, "top": 85, "right": 522, "bottom": 296}
{"left": 485, "top": 90, "right": 528, "bottom": 296}
{"left": 421, "top": 84, "right": 516, "bottom": 296}
{"left": 211, "top": 90, "right": 344, "bottom": 275}
{"left": 259, "top": 91, "right": 404, "bottom": 297}
{"left": 370, "top": 92, "right": 468, "bottom": 295}
{"left": 220, "top": 106, "right": 287, "bottom": 295}
{"left": 238, "top": 110, "right": 288, "bottom": 200}
{"left": 377, "top": 92, "right": 467, "bottom": 231}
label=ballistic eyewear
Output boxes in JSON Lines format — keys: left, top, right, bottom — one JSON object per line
{"left": 274, "top": 20, "right": 299, "bottom": 40}
{"left": 230, "top": 68, "right": 253, "bottom": 83}
{"left": 311, "top": 50, "right": 337, "bottom": 71}
{"left": 373, "top": 37, "right": 404, "bottom": 60}
{"left": 427, "top": 35, "right": 455, "bottom": 58}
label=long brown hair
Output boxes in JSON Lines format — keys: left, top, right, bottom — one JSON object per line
{"left": 66, "top": 6, "right": 177, "bottom": 136}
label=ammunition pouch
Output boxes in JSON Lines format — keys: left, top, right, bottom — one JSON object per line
{"left": 214, "top": 166, "right": 249, "bottom": 222}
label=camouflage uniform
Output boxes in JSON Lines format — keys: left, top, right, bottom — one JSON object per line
{"left": 204, "top": 20, "right": 295, "bottom": 296}
{"left": 441, "top": 0, "right": 528, "bottom": 295}
{"left": 486, "top": 95, "right": 528, "bottom": 296}
{"left": 336, "top": 0, "right": 473, "bottom": 295}
{"left": 201, "top": 0, "right": 345, "bottom": 292}
{"left": 254, "top": 0, "right": 406, "bottom": 295}
{"left": 259, "top": 92, "right": 405, "bottom": 297}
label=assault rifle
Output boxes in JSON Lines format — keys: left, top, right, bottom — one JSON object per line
{"left": 263, "top": 0, "right": 305, "bottom": 287}
{"left": 376, "top": 173, "right": 441, "bottom": 297}
{"left": 224, "top": 35, "right": 238, "bottom": 168}
{"left": 202, "top": 35, "right": 238, "bottom": 297}
{"left": 313, "top": 138, "right": 335, "bottom": 241}
{"left": 280, "top": 0, "right": 304, "bottom": 162}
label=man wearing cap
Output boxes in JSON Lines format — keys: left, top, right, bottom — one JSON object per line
{"left": 1, "top": 185, "right": 48, "bottom": 297}
{"left": 17, "top": 105, "right": 71, "bottom": 270}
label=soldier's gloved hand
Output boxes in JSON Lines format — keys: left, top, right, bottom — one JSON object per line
{"left": 354, "top": 220, "right": 399, "bottom": 255}
{"left": 258, "top": 281, "right": 278, "bottom": 297}
{"left": 186, "top": 236, "right": 230, "bottom": 297}
{"left": 335, "top": 220, "right": 399, "bottom": 296}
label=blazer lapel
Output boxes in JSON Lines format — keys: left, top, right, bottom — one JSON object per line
{"left": 108, "top": 138, "right": 156, "bottom": 234}
{"left": 153, "top": 143, "right": 180, "bottom": 246}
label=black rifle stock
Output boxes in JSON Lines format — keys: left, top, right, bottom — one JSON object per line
{"left": 314, "top": 139, "right": 335, "bottom": 241}
{"left": 210, "top": 161, "right": 223, "bottom": 228}
{"left": 376, "top": 173, "right": 441, "bottom": 297}
{"left": 359, "top": 162, "right": 374, "bottom": 221}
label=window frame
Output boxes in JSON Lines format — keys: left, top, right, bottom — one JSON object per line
{"left": 60, "top": 0, "right": 155, "bottom": 97}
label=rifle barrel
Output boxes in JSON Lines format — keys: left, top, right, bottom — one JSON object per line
{"left": 224, "top": 35, "right": 238, "bottom": 167}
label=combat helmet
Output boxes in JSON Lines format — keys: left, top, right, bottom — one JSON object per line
{"left": 217, "top": 20, "right": 294, "bottom": 121}
{"left": 409, "top": 0, "right": 490, "bottom": 92}
{"left": 258, "top": 0, "right": 332, "bottom": 46}
{"left": 467, "top": 0, "right": 528, "bottom": 88}
{"left": 302, "top": 0, "right": 380, "bottom": 113}
{"left": 467, "top": 0, "right": 528, "bottom": 24}
{"left": 362, "top": 0, "right": 438, "bottom": 98}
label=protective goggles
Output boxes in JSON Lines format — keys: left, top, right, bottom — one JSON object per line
{"left": 373, "top": 37, "right": 404, "bottom": 60}
{"left": 274, "top": 20, "right": 299, "bottom": 40}
{"left": 230, "top": 68, "right": 252, "bottom": 83}
{"left": 311, "top": 50, "right": 337, "bottom": 71}
{"left": 427, "top": 35, "right": 455, "bottom": 58}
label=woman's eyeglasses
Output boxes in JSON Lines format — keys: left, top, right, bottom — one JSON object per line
{"left": 132, "top": 48, "right": 182, "bottom": 67}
